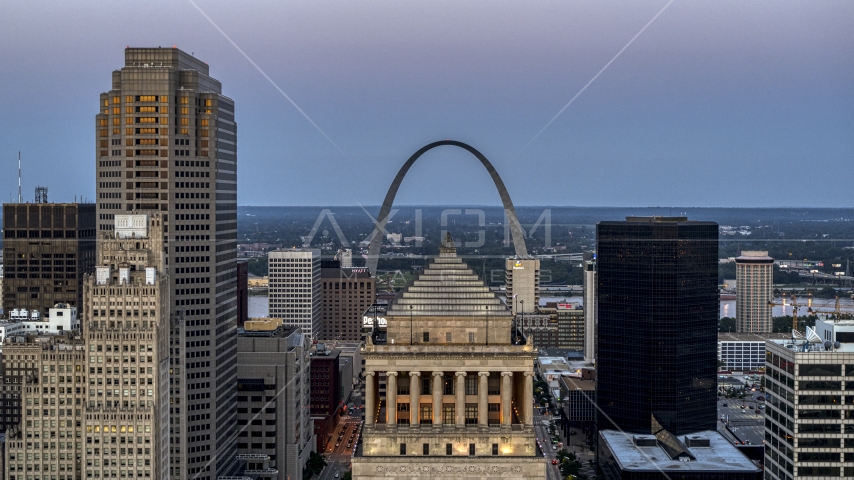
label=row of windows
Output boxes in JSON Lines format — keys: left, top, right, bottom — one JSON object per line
{"left": 399, "top": 443, "right": 501, "bottom": 456}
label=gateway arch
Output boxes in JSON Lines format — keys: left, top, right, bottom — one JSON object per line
{"left": 366, "top": 140, "right": 528, "bottom": 275}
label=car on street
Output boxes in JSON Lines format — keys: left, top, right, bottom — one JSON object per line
{"left": 551, "top": 459, "right": 558, "bottom": 465}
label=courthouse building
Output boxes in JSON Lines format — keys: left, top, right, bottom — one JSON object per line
{"left": 352, "top": 234, "right": 544, "bottom": 479}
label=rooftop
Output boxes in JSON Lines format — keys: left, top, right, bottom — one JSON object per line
{"left": 600, "top": 430, "right": 761, "bottom": 473}
{"left": 386, "top": 233, "right": 507, "bottom": 317}
{"left": 718, "top": 332, "right": 791, "bottom": 342}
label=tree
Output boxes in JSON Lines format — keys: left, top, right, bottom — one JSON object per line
{"left": 718, "top": 317, "right": 736, "bottom": 333}
{"left": 303, "top": 451, "right": 326, "bottom": 479}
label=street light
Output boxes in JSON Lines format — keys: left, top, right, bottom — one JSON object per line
{"left": 520, "top": 299, "right": 525, "bottom": 345}
{"left": 485, "top": 305, "right": 489, "bottom": 346}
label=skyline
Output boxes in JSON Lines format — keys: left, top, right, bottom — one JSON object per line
{"left": 1, "top": 0, "right": 852, "bottom": 208}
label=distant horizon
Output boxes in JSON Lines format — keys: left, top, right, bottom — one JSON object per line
{"left": 237, "top": 205, "right": 854, "bottom": 210}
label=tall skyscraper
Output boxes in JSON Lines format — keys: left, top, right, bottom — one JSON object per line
{"left": 268, "top": 249, "right": 321, "bottom": 339}
{"left": 96, "top": 47, "right": 238, "bottom": 479}
{"left": 736, "top": 251, "right": 773, "bottom": 333}
{"left": 596, "top": 216, "right": 718, "bottom": 436}
{"left": 1, "top": 202, "right": 96, "bottom": 315}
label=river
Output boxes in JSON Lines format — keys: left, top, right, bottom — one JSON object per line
{"left": 248, "top": 294, "right": 854, "bottom": 321}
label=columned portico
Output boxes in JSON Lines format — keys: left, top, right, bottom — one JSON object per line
{"left": 455, "top": 372, "right": 466, "bottom": 426}
{"left": 356, "top": 235, "right": 543, "bottom": 479}
{"left": 501, "top": 371, "right": 513, "bottom": 425}
{"left": 386, "top": 371, "right": 398, "bottom": 425}
{"left": 478, "top": 371, "right": 489, "bottom": 426}
{"left": 432, "top": 371, "right": 443, "bottom": 427}
{"left": 524, "top": 371, "right": 535, "bottom": 425}
{"left": 409, "top": 371, "right": 420, "bottom": 425}
{"left": 365, "top": 371, "right": 376, "bottom": 425}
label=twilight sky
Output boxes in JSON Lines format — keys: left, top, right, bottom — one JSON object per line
{"left": 0, "top": 0, "right": 851, "bottom": 207}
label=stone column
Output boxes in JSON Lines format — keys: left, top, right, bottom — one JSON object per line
{"left": 387, "top": 371, "right": 398, "bottom": 425}
{"left": 409, "top": 371, "right": 421, "bottom": 425}
{"left": 524, "top": 371, "right": 534, "bottom": 425}
{"left": 501, "top": 372, "right": 513, "bottom": 425}
{"left": 478, "top": 372, "right": 489, "bottom": 426}
{"left": 432, "top": 371, "right": 443, "bottom": 426}
{"left": 365, "top": 371, "right": 376, "bottom": 425}
{"left": 455, "top": 372, "right": 467, "bottom": 426}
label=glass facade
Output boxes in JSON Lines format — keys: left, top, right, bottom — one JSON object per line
{"left": 596, "top": 218, "right": 719, "bottom": 435}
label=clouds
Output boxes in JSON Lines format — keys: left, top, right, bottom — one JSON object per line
{"left": 0, "top": 0, "right": 851, "bottom": 207}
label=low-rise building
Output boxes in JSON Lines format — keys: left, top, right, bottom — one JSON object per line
{"left": 558, "top": 376, "right": 596, "bottom": 441}
{"left": 519, "top": 303, "right": 585, "bottom": 350}
{"left": 598, "top": 430, "right": 762, "bottom": 480}
{"left": 718, "top": 332, "right": 790, "bottom": 371}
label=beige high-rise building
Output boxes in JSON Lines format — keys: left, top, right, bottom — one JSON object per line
{"left": 4, "top": 334, "right": 87, "bottom": 480}
{"left": 736, "top": 251, "right": 774, "bottom": 333}
{"left": 80, "top": 213, "right": 170, "bottom": 480}
{"left": 96, "top": 48, "right": 238, "bottom": 478}
{"left": 4, "top": 214, "right": 171, "bottom": 480}
{"left": 353, "top": 235, "right": 544, "bottom": 479}
{"left": 505, "top": 258, "right": 539, "bottom": 315}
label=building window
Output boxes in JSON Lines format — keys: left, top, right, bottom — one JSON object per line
{"left": 446, "top": 332, "right": 452, "bottom": 342}
{"left": 469, "top": 332, "right": 475, "bottom": 343}
{"left": 397, "top": 403, "right": 410, "bottom": 424}
{"left": 398, "top": 377, "right": 410, "bottom": 395}
{"left": 492, "top": 444, "right": 499, "bottom": 455}
{"left": 423, "top": 332, "right": 429, "bottom": 343}
{"left": 400, "top": 443, "right": 406, "bottom": 456}
{"left": 444, "top": 374, "right": 455, "bottom": 395}
{"left": 465, "top": 404, "right": 478, "bottom": 425}
{"left": 420, "top": 404, "right": 432, "bottom": 424}
{"left": 446, "top": 444, "right": 452, "bottom": 455}
{"left": 421, "top": 377, "right": 431, "bottom": 395}
{"left": 465, "top": 375, "right": 477, "bottom": 395}
{"left": 423, "top": 443, "right": 429, "bottom": 455}
{"left": 469, "top": 443, "right": 475, "bottom": 456}
{"left": 442, "top": 405, "right": 455, "bottom": 425}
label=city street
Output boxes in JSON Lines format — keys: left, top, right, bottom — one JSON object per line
{"left": 319, "top": 416, "right": 362, "bottom": 480}
{"left": 533, "top": 409, "right": 563, "bottom": 480}
{"left": 717, "top": 394, "right": 765, "bottom": 446}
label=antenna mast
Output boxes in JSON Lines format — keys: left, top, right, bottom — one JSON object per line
{"left": 17, "top": 151, "right": 22, "bottom": 203}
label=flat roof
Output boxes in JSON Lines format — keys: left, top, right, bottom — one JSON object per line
{"left": 600, "top": 430, "right": 760, "bottom": 473}
{"left": 560, "top": 376, "right": 595, "bottom": 391}
{"left": 718, "top": 333, "right": 791, "bottom": 342}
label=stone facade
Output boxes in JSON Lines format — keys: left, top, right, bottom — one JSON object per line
{"left": 354, "top": 235, "right": 544, "bottom": 479}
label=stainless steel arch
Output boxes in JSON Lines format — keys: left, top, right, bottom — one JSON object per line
{"left": 366, "top": 140, "right": 528, "bottom": 275}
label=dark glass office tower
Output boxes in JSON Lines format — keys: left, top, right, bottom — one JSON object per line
{"left": 596, "top": 217, "right": 718, "bottom": 436}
